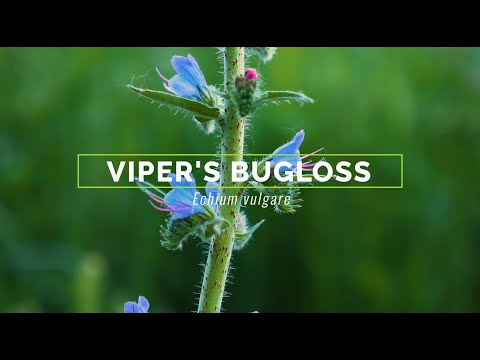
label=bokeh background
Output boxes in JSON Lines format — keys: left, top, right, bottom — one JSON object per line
{"left": 1, "top": 47, "right": 479, "bottom": 312}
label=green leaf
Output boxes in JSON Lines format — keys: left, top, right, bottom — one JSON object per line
{"left": 246, "top": 47, "right": 277, "bottom": 63}
{"left": 128, "top": 85, "right": 221, "bottom": 121}
{"left": 255, "top": 90, "right": 314, "bottom": 107}
{"left": 232, "top": 212, "right": 265, "bottom": 251}
{"left": 193, "top": 117, "right": 216, "bottom": 134}
{"left": 135, "top": 178, "right": 167, "bottom": 198}
{"left": 203, "top": 216, "right": 231, "bottom": 238}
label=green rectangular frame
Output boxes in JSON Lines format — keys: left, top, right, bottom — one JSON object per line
{"left": 77, "top": 153, "right": 404, "bottom": 189}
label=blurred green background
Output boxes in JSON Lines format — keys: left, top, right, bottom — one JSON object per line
{"left": 1, "top": 47, "right": 479, "bottom": 312}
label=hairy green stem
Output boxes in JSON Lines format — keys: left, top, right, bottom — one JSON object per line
{"left": 197, "top": 47, "right": 245, "bottom": 313}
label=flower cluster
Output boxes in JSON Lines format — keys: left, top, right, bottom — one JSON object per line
{"left": 234, "top": 68, "right": 258, "bottom": 117}
{"left": 250, "top": 130, "right": 324, "bottom": 214}
{"left": 135, "top": 174, "right": 219, "bottom": 251}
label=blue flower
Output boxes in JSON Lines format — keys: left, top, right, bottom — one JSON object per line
{"left": 270, "top": 130, "right": 324, "bottom": 173}
{"left": 156, "top": 54, "right": 209, "bottom": 101}
{"left": 144, "top": 174, "right": 219, "bottom": 219}
{"left": 124, "top": 296, "right": 149, "bottom": 313}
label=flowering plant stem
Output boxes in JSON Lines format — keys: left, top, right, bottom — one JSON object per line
{"left": 197, "top": 47, "right": 245, "bottom": 313}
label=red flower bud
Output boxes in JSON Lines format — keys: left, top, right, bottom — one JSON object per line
{"left": 245, "top": 68, "right": 258, "bottom": 81}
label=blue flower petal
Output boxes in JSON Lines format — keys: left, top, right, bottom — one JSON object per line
{"left": 169, "top": 74, "right": 200, "bottom": 99}
{"left": 167, "top": 173, "right": 196, "bottom": 197}
{"left": 171, "top": 56, "right": 198, "bottom": 86}
{"left": 164, "top": 174, "right": 204, "bottom": 219}
{"left": 138, "top": 296, "right": 149, "bottom": 313}
{"left": 273, "top": 130, "right": 305, "bottom": 156}
{"left": 271, "top": 130, "right": 305, "bottom": 169}
{"left": 171, "top": 54, "right": 207, "bottom": 90}
{"left": 168, "top": 173, "right": 196, "bottom": 188}
{"left": 205, "top": 182, "right": 219, "bottom": 199}
{"left": 124, "top": 301, "right": 140, "bottom": 313}
{"left": 187, "top": 54, "right": 208, "bottom": 88}
{"left": 164, "top": 190, "right": 195, "bottom": 219}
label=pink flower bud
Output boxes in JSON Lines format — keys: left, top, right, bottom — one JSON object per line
{"left": 245, "top": 68, "right": 258, "bottom": 81}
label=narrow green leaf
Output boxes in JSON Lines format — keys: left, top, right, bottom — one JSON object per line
{"left": 135, "top": 178, "right": 167, "bottom": 198}
{"left": 128, "top": 85, "right": 221, "bottom": 121}
{"left": 234, "top": 212, "right": 265, "bottom": 251}
{"left": 255, "top": 90, "right": 314, "bottom": 107}
{"left": 193, "top": 117, "right": 216, "bottom": 134}
{"left": 246, "top": 47, "right": 277, "bottom": 63}
{"left": 203, "top": 216, "right": 231, "bottom": 238}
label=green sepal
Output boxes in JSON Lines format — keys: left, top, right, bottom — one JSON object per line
{"left": 251, "top": 182, "right": 303, "bottom": 214}
{"left": 160, "top": 206, "right": 216, "bottom": 251}
{"left": 128, "top": 85, "right": 221, "bottom": 121}
{"left": 255, "top": 90, "right": 314, "bottom": 107}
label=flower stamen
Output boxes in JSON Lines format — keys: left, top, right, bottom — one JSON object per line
{"left": 145, "top": 192, "right": 166, "bottom": 205}
{"left": 163, "top": 84, "right": 174, "bottom": 93}
{"left": 148, "top": 201, "right": 172, "bottom": 212}
{"left": 155, "top": 67, "right": 170, "bottom": 83}
{"left": 300, "top": 147, "right": 324, "bottom": 160}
